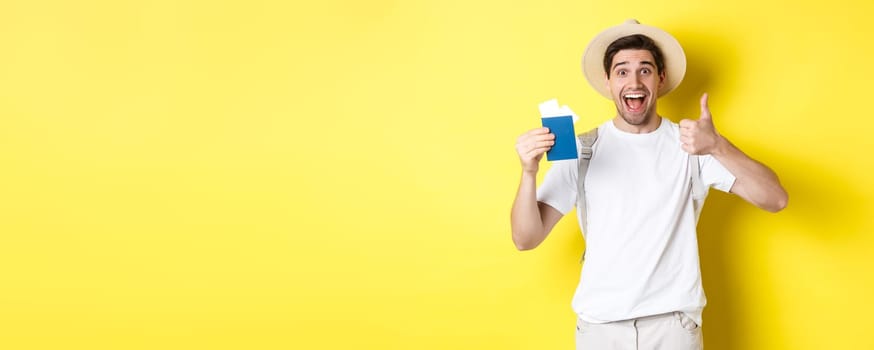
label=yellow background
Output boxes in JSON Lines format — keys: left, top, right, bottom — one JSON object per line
{"left": 1, "top": 0, "right": 872, "bottom": 349}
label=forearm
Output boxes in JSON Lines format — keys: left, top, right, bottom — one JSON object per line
{"left": 510, "top": 171, "right": 548, "bottom": 250}
{"left": 711, "top": 136, "right": 788, "bottom": 212}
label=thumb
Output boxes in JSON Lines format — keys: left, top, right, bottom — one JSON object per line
{"left": 699, "top": 93, "right": 712, "bottom": 120}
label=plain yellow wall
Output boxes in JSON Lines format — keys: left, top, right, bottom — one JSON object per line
{"left": 1, "top": 0, "right": 872, "bottom": 349}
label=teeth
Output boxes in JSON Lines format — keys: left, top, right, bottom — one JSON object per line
{"left": 624, "top": 93, "right": 645, "bottom": 98}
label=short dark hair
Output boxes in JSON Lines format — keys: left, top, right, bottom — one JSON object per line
{"left": 603, "top": 34, "right": 665, "bottom": 78}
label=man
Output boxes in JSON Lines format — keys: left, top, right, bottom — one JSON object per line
{"left": 510, "top": 20, "right": 788, "bottom": 349}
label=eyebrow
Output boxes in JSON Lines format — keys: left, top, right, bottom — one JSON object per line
{"left": 612, "top": 61, "right": 656, "bottom": 71}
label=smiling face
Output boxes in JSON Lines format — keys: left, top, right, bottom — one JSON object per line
{"left": 606, "top": 49, "right": 665, "bottom": 130}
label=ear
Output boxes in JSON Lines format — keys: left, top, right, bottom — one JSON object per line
{"left": 604, "top": 73, "right": 611, "bottom": 93}
{"left": 658, "top": 70, "right": 666, "bottom": 89}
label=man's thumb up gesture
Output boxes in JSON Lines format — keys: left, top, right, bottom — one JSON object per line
{"left": 679, "top": 93, "right": 723, "bottom": 155}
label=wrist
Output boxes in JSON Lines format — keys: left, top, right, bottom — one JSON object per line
{"left": 711, "top": 134, "right": 730, "bottom": 157}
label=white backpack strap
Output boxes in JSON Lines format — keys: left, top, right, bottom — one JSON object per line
{"left": 576, "top": 127, "right": 598, "bottom": 263}
{"left": 689, "top": 155, "right": 708, "bottom": 219}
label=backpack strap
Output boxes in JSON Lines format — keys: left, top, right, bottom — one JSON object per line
{"left": 575, "top": 127, "right": 599, "bottom": 235}
{"left": 576, "top": 127, "right": 598, "bottom": 263}
{"left": 689, "top": 155, "right": 708, "bottom": 218}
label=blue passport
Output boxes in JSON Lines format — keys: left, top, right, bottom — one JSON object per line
{"left": 540, "top": 115, "right": 577, "bottom": 161}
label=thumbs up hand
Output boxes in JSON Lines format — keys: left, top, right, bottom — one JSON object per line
{"left": 679, "top": 93, "right": 722, "bottom": 155}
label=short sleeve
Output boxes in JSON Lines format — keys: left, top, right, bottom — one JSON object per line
{"left": 698, "top": 155, "right": 736, "bottom": 193}
{"left": 536, "top": 158, "right": 579, "bottom": 214}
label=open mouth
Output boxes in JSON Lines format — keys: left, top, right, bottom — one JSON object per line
{"left": 623, "top": 92, "right": 646, "bottom": 113}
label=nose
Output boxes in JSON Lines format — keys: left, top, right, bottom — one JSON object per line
{"left": 629, "top": 72, "right": 642, "bottom": 86}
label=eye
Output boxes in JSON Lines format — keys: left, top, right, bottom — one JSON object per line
{"left": 641, "top": 68, "right": 651, "bottom": 75}
{"left": 617, "top": 69, "right": 627, "bottom": 77}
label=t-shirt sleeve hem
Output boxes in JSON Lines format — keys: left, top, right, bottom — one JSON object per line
{"left": 713, "top": 174, "right": 737, "bottom": 193}
{"left": 536, "top": 197, "right": 571, "bottom": 215}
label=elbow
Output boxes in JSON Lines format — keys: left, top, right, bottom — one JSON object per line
{"left": 514, "top": 240, "right": 537, "bottom": 251}
{"left": 511, "top": 231, "right": 540, "bottom": 251}
{"left": 765, "top": 190, "right": 789, "bottom": 213}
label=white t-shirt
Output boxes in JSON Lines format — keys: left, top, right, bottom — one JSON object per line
{"left": 536, "top": 118, "right": 736, "bottom": 326}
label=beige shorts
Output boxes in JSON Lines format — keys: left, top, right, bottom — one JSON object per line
{"left": 575, "top": 312, "right": 703, "bottom": 350}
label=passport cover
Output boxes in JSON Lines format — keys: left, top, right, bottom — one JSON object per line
{"left": 540, "top": 115, "right": 577, "bottom": 161}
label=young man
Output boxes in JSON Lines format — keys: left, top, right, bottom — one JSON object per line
{"left": 510, "top": 20, "right": 788, "bottom": 349}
